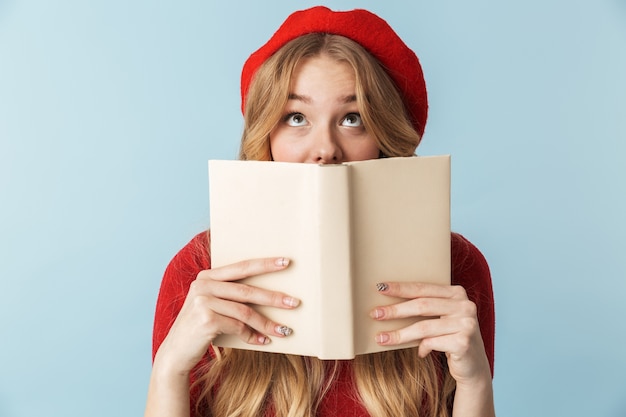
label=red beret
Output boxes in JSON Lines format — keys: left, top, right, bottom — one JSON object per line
{"left": 241, "top": 6, "right": 428, "bottom": 137}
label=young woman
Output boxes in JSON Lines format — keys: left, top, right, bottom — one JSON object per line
{"left": 145, "top": 6, "right": 495, "bottom": 417}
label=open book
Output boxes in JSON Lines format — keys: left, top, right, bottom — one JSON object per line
{"left": 208, "top": 156, "right": 450, "bottom": 359}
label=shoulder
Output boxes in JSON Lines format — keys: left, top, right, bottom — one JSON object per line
{"left": 450, "top": 232, "right": 493, "bottom": 307}
{"left": 450, "top": 232, "right": 496, "bottom": 375}
{"left": 158, "top": 230, "right": 212, "bottom": 307}
{"left": 164, "top": 230, "right": 212, "bottom": 277}
{"left": 451, "top": 232, "right": 490, "bottom": 286}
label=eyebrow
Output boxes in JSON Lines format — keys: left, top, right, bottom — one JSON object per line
{"left": 288, "top": 93, "right": 357, "bottom": 104}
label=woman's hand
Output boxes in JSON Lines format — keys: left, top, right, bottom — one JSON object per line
{"left": 154, "top": 257, "right": 300, "bottom": 376}
{"left": 370, "top": 282, "right": 491, "bottom": 385}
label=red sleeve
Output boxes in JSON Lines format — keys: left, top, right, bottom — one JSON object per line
{"left": 152, "top": 231, "right": 212, "bottom": 360}
{"left": 451, "top": 233, "right": 495, "bottom": 377}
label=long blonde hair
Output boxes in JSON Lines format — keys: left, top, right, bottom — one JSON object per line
{"left": 196, "top": 34, "right": 455, "bottom": 416}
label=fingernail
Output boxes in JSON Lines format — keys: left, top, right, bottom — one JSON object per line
{"left": 376, "top": 333, "right": 390, "bottom": 344}
{"left": 376, "top": 282, "right": 389, "bottom": 292}
{"left": 370, "top": 308, "right": 384, "bottom": 319}
{"left": 276, "top": 325, "right": 293, "bottom": 336}
{"left": 283, "top": 296, "right": 300, "bottom": 307}
{"left": 275, "top": 257, "right": 290, "bottom": 267}
{"left": 258, "top": 335, "right": 270, "bottom": 344}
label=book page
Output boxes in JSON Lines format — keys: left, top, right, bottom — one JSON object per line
{"left": 348, "top": 156, "right": 451, "bottom": 355}
{"left": 209, "top": 160, "right": 354, "bottom": 357}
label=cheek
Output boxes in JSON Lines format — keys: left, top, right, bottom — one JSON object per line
{"left": 363, "top": 142, "right": 382, "bottom": 159}
{"left": 269, "top": 133, "right": 303, "bottom": 163}
{"left": 345, "top": 138, "right": 381, "bottom": 161}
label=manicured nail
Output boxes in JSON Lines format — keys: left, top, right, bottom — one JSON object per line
{"left": 283, "top": 296, "right": 300, "bottom": 307}
{"left": 258, "top": 335, "right": 270, "bottom": 344}
{"left": 376, "top": 333, "right": 390, "bottom": 344}
{"left": 275, "top": 257, "right": 290, "bottom": 267}
{"left": 376, "top": 282, "right": 389, "bottom": 292}
{"left": 276, "top": 325, "right": 293, "bottom": 336}
{"left": 370, "top": 308, "right": 385, "bottom": 319}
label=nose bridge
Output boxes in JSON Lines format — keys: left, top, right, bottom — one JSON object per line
{"left": 312, "top": 122, "right": 342, "bottom": 164}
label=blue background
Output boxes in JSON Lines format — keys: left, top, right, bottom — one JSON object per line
{"left": 1, "top": 1, "right": 625, "bottom": 416}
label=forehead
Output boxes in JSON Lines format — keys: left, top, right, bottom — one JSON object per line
{"left": 290, "top": 55, "right": 356, "bottom": 91}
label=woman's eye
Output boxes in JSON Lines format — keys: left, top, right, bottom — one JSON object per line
{"left": 341, "top": 113, "right": 363, "bottom": 127}
{"left": 284, "top": 113, "right": 307, "bottom": 127}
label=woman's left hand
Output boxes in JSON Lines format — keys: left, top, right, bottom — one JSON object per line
{"left": 370, "top": 282, "right": 492, "bottom": 386}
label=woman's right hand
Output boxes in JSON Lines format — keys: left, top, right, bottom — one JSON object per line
{"left": 153, "top": 257, "right": 300, "bottom": 376}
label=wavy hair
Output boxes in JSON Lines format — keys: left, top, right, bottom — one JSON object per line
{"left": 239, "top": 33, "right": 422, "bottom": 161}
{"left": 195, "top": 34, "right": 454, "bottom": 416}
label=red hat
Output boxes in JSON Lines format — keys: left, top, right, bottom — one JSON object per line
{"left": 241, "top": 6, "right": 428, "bottom": 137}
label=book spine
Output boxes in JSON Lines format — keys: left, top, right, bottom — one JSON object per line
{"left": 317, "top": 165, "right": 355, "bottom": 359}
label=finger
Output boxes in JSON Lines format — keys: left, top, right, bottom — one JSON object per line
{"left": 417, "top": 333, "right": 474, "bottom": 359}
{"left": 191, "top": 279, "right": 300, "bottom": 309}
{"left": 374, "top": 316, "right": 460, "bottom": 346}
{"left": 209, "top": 297, "right": 294, "bottom": 339}
{"left": 198, "top": 257, "right": 290, "bottom": 282}
{"left": 371, "top": 297, "right": 476, "bottom": 320}
{"left": 376, "top": 282, "right": 467, "bottom": 300}
{"left": 211, "top": 313, "right": 273, "bottom": 345}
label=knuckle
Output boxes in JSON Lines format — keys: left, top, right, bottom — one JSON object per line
{"left": 233, "top": 320, "right": 248, "bottom": 336}
{"left": 239, "top": 260, "right": 253, "bottom": 276}
{"left": 419, "top": 337, "right": 433, "bottom": 351}
{"left": 460, "top": 316, "right": 479, "bottom": 333}
{"left": 185, "top": 299, "right": 219, "bottom": 336}
{"left": 451, "top": 285, "right": 468, "bottom": 298}
{"left": 196, "top": 269, "right": 211, "bottom": 280}
{"left": 389, "top": 331, "right": 402, "bottom": 344}
{"left": 191, "top": 293, "right": 209, "bottom": 307}
{"left": 386, "top": 304, "right": 398, "bottom": 318}
{"left": 198, "top": 309, "right": 217, "bottom": 328}
{"left": 234, "top": 304, "right": 255, "bottom": 322}
{"left": 188, "top": 280, "right": 201, "bottom": 295}
{"left": 270, "top": 291, "right": 284, "bottom": 307}
{"left": 414, "top": 298, "right": 431, "bottom": 314}
{"left": 188, "top": 279, "right": 213, "bottom": 296}
{"left": 234, "top": 283, "right": 254, "bottom": 299}
{"left": 456, "top": 335, "right": 471, "bottom": 354}
{"left": 411, "top": 282, "right": 426, "bottom": 294}
{"left": 460, "top": 299, "right": 477, "bottom": 317}
{"left": 416, "top": 318, "right": 433, "bottom": 336}
{"left": 244, "top": 332, "right": 258, "bottom": 344}
{"left": 264, "top": 320, "right": 278, "bottom": 334}
{"left": 191, "top": 296, "right": 213, "bottom": 320}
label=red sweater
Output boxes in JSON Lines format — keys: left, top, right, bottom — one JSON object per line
{"left": 152, "top": 231, "right": 495, "bottom": 416}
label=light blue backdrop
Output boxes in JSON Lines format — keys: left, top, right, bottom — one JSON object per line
{"left": 1, "top": 1, "right": 625, "bottom": 416}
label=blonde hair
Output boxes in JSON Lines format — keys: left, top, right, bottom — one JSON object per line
{"left": 195, "top": 34, "right": 454, "bottom": 416}
{"left": 239, "top": 33, "right": 422, "bottom": 161}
